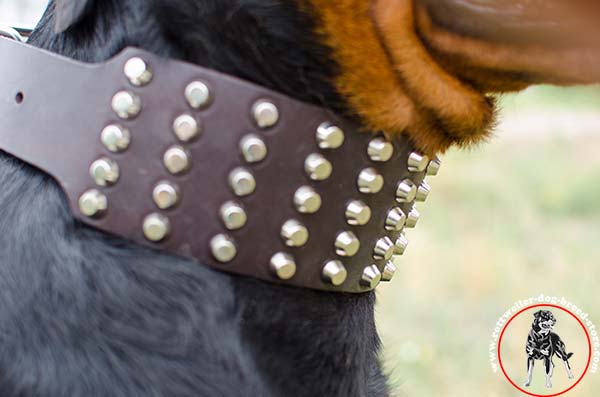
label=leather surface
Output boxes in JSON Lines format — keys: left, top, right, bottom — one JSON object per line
{"left": 0, "top": 38, "right": 426, "bottom": 293}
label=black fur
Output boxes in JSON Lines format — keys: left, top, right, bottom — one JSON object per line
{"left": 0, "top": 1, "right": 388, "bottom": 396}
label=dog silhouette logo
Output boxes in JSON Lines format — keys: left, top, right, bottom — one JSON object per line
{"left": 524, "top": 310, "right": 575, "bottom": 389}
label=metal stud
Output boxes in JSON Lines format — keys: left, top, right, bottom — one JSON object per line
{"left": 304, "top": 153, "right": 333, "bottom": 181}
{"left": 101, "top": 125, "right": 131, "bottom": 153}
{"left": 163, "top": 145, "right": 191, "bottom": 175}
{"left": 90, "top": 157, "right": 120, "bottom": 187}
{"left": 293, "top": 186, "right": 322, "bottom": 214}
{"left": 143, "top": 213, "right": 171, "bottom": 242}
{"left": 124, "top": 57, "right": 153, "bottom": 86}
{"left": 152, "top": 181, "right": 180, "bottom": 210}
{"left": 373, "top": 236, "right": 395, "bottom": 261}
{"left": 345, "top": 200, "right": 372, "bottom": 226}
{"left": 405, "top": 207, "right": 420, "bottom": 228}
{"left": 228, "top": 167, "right": 256, "bottom": 197}
{"left": 357, "top": 168, "right": 384, "bottom": 194}
{"left": 394, "top": 234, "right": 409, "bottom": 256}
{"left": 252, "top": 100, "right": 279, "bottom": 129}
{"left": 270, "top": 252, "right": 297, "bottom": 280}
{"left": 281, "top": 219, "right": 309, "bottom": 247}
{"left": 220, "top": 201, "right": 247, "bottom": 230}
{"left": 408, "top": 152, "right": 430, "bottom": 173}
{"left": 173, "top": 114, "right": 200, "bottom": 142}
{"left": 385, "top": 207, "right": 407, "bottom": 232}
{"left": 316, "top": 123, "right": 345, "bottom": 149}
{"left": 416, "top": 181, "right": 431, "bottom": 202}
{"left": 210, "top": 234, "right": 237, "bottom": 263}
{"left": 427, "top": 158, "right": 442, "bottom": 176}
{"left": 185, "top": 81, "right": 212, "bottom": 109}
{"left": 335, "top": 231, "right": 360, "bottom": 257}
{"left": 396, "top": 179, "right": 417, "bottom": 203}
{"left": 368, "top": 137, "right": 394, "bottom": 162}
{"left": 78, "top": 189, "right": 108, "bottom": 218}
{"left": 240, "top": 134, "right": 267, "bottom": 163}
{"left": 360, "top": 265, "right": 382, "bottom": 289}
{"left": 381, "top": 261, "right": 397, "bottom": 282}
{"left": 111, "top": 91, "right": 141, "bottom": 119}
{"left": 322, "top": 260, "right": 348, "bottom": 286}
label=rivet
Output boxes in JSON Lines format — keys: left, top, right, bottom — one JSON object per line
{"left": 90, "top": 157, "right": 120, "bottom": 187}
{"left": 185, "top": 81, "right": 212, "bottom": 109}
{"left": 228, "top": 167, "right": 256, "bottom": 197}
{"left": 357, "top": 168, "right": 384, "bottom": 194}
{"left": 385, "top": 207, "right": 406, "bottom": 232}
{"left": 252, "top": 100, "right": 279, "bottom": 129}
{"left": 335, "top": 231, "right": 360, "bottom": 257}
{"left": 293, "top": 186, "right": 322, "bottom": 214}
{"left": 426, "top": 158, "right": 442, "bottom": 176}
{"left": 373, "top": 236, "right": 394, "bottom": 261}
{"left": 304, "top": 153, "right": 332, "bottom": 181}
{"left": 240, "top": 134, "right": 267, "bottom": 163}
{"left": 345, "top": 200, "right": 372, "bottom": 226}
{"left": 163, "top": 145, "right": 191, "bottom": 175}
{"left": 270, "top": 252, "right": 297, "bottom": 280}
{"left": 360, "top": 265, "right": 382, "bottom": 289}
{"left": 368, "top": 137, "right": 394, "bottom": 162}
{"left": 173, "top": 114, "right": 200, "bottom": 142}
{"left": 152, "top": 181, "right": 180, "bottom": 210}
{"left": 394, "top": 234, "right": 409, "bottom": 256}
{"left": 78, "top": 189, "right": 108, "bottom": 218}
{"left": 210, "top": 234, "right": 237, "bottom": 263}
{"left": 220, "top": 201, "right": 247, "bottom": 230}
{"left": 408, "top": 152, "right": 430, "bottom": 173}
{"left": 381, "top": 261, "right": 397, "bottom": 282}
{"left": 416, "top": 181, "right": 431, "bottom": 202}
{"left": 405, "top": 207, "right": 420, "bottom": 228}
{"left": 124, "top": 57, "right": 153, "bottom": 86}
{"left": 396, "top": 179, "right": 417, "bottom": 203}
{"left": 101, "top": 125, "right": 131, "bottom": 153}
{"left": 322, "top": 260, "right": 348, "bottom": 286}
{"left": 143, "top": 213, "right": 171, "bottom": 242}
{"left": 281, "top": 219, "right": 309, "bottom": 247}
{"left": 316, "top": 122, "right": 345, "bottom": 149}
{"left": 111, "top": 91, "right": 141, "bottom": 119}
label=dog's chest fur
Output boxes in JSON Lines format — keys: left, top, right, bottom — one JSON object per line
{"left": 0, "top": 1, "right": 387, "bottom": 396}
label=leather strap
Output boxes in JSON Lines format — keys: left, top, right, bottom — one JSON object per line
{"left": 0, "top": 37, "right": 436, "bottom": 293}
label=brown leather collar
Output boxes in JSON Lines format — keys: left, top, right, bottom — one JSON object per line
{"left": 0, "top": 36, "right": 440, "bottom": 293}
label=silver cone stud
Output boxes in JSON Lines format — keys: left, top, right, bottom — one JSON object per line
{"left": 316, "top": 123, "right": 345, "bottom": 149}
{"left": 253, "top": 100, "right": 279, "bottom": 129}
{"left": 101, "top": 125, "right": 131, "bottom": 153}
{"left": 111, "top": 91, "right": 141, "bottom": 119}
{"left": 406, "top": 207, "right": 420, "bottom": 228}
{"left": 394, "top": 234, "right": 409, "bottom": 256}
{"left": 381, "top": 261, "right": 397, "bottom": 282}
{"left": 304, "top": 153, "right": 333, "bottom": 181}
{"left": 281, "top": 219, "right": 309, "bottom": 247}
{"left": 173, "top": 114, "right": 201, "bottom": 142}
{"left": 294, "top": 186, "right": 322, "bottom": 214}
{"left": 345, "top": 200, "right": 372, "bottom": 226}
{"left": 185, "top": 81, "right": 212, "bottom": 109}
{"left": 408, "top": 152, "right": 430, "bottom": 173}
{"left": 210, "top": 234, "right": 237, "bottom": 263}
{"left": 270, "top": 252, "right": 297, "bottom": 280}
{"left": 357, "top": 168, "right": 384, "bottom": 194}
{"left": 322, "top": 260, "right": 348, "bottom": 286}
{"left": 152, "top": 181, "right": 180, "bottom": 210}
{"left": 79, "top": 189, "right": 108, "bottom": 218}
{"left": 396, "top": 179, "right": 417, "bottom": 203}
{"left": 426, "top": 158, "right": 442, "bottom": 176}
{"left": 416, "top": 181, "right": 431, "bottom": 202}
{"left": 163, "top": 146, "right": 191, "bottom": 175}
{"left": 240, "top": 134, "right": 268, "bottom": 164}
{"left": 335, "top": 231, "right": 360, "bottom": 257}
{"left": 385, "top": 207, "right": 407, "bottom": 232}
{"left": 124, "top": 57, "right": 153, "bottom": 86}
{"left": 229, "top": 167, "right": 256, "bottom": 197}
{"left": 220, "top": 201, "right": 248, "bottom": 230}
{"left": 90, "top": 157, "right": 120, "bottom": 187}
{"left": 367, "top": 137, "right": 394, "bottom": 162}
{"left": 143, "top": 213, "right": 171, "bottom": 242}
{"left": 373, "top": 236, "right": 394, "bottom": 261}
{"left": 360, "top": 265, "right": 382, "bottom": 289}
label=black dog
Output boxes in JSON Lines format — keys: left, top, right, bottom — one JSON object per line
{"left": 524, "top": 310, "right": 575, "bottom": 389}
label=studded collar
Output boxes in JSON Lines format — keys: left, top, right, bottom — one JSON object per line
{"left": 0, "top": 36, "right": 440, "bottom": 293}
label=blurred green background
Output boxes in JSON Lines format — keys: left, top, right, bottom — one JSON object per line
{"left": 2, "top": 3, "right": 600, "bottom": 396}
